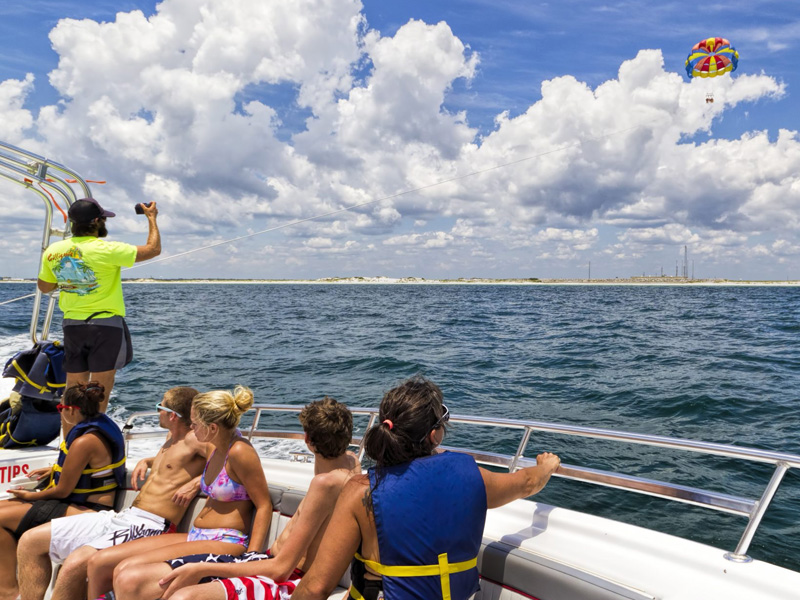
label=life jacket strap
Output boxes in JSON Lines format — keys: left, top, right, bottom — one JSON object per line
{"left": 353, "top": 552, "right": 477, "bottom": 600}
{"left": 348, "top": 585, "right": 365, "bottom": 600}
{"left": 10, "top": 359, "right": 65, "bottom": 393}
{"left": 71, "top": 481, "right": 119, "bottom": 494}
{"left": 0, "top": 430, "right": 39, "bottom": 447}
{"left": 4, "top": 427, "right": 39, "bottom": 446}
{"left": 51, "top": 454, "right": 126, "bottom": 475}
{"left": 45, "top": 465, "right": 57, "bottom": 489}
{"left": 53, "top": 442, "right": 125, "bottom": 474}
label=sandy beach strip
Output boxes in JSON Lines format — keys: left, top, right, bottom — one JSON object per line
{"left": 5, "top": 277, "right": 800, "bottom": 286}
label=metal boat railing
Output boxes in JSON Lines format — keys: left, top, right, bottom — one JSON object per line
{"left": 0, "top": 141, "right": 92, "bottom": 343}
{"left": 123, "top": 404, "right": 800, "bottom": 564}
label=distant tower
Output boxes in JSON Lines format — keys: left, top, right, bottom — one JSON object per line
{"left": 683, "top": 245, "right": 689, "bottom": 279}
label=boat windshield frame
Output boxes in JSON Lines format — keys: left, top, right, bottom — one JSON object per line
{"left": 0, "top": 140, "right": 92, "bottom": 344}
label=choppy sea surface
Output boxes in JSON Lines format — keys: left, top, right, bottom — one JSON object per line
{"left": 2, "top": 282, "right": 799, "bottom": 570}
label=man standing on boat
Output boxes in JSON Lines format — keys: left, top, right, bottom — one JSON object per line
{"left": 37, "top": 198, "right": 161, "bottom": 411}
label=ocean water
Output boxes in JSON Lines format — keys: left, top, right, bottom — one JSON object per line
{"left": 2, "top": 282, "right": 799, "bottom": 570}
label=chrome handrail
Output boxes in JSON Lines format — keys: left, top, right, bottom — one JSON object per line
{"left": 122, "top": 404, "right": 800, "bottom": 562}
{"left": 0, "top": 141, "right": 91, "bottom": 343}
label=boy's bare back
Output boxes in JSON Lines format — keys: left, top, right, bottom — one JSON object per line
{"left": 271, "top": 451, "right": 360, "bottom": 573}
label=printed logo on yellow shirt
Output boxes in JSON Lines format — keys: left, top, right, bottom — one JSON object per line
{"left": 48, "top": 246, "right": 99, "bottom": 295}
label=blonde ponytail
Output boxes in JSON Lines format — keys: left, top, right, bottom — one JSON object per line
{"left": 193, "top": 385, "right": 254, "bottom": 430}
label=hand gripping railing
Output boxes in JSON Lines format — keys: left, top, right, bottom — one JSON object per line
{"left": 0, "top": 140, "right": 92, "bottom": 343}
{"left": 122, "top": 404, "right": 800, "bottom": 563}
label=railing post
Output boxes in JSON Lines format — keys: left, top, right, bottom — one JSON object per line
{"left": 248, "top": 408, "right": 263, "bottom": 441}
{"left": 358, "top": 412, "right": 378, "bottom": 462}
{"left": 510, "top": 427, "right": 533, "bottom": 472}
{"left": 724, "top": 462, "right": 789, "bottom": 563}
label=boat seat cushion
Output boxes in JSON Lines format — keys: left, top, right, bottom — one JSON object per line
{"left": 476, "top": 539, "right": 653, "bottom": 600}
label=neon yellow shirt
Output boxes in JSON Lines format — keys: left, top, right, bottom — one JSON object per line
{"left": 38, "top": 237, "right": 137, "bottom": 320}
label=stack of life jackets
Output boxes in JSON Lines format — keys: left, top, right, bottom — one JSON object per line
{"left": 0, "top": 341, "right": 66, "bottom": 448}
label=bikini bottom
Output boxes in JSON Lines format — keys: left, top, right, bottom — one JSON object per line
{"left": 186, "top": 525, "right": 249, "bottom": 547}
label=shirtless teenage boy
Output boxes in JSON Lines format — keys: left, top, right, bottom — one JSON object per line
{"left": 114, "top": 396, "right": 359, "bottom": 600}
{"left": 17, "top": 387, "right": 207, "bottom": 600}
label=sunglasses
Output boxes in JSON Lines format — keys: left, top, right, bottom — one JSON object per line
{"left": 56, "top": 404, "right": 78, "bottom": 413}
{"left": 156, "top": 402, "right": 183, "bottom": 418}
{"left": 419, "top": 404, "right": 450, "bottom": 443}
{"left": 433, "top": 404, "right": 450, "bottom": 429}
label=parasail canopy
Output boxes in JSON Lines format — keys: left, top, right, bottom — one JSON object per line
{"left": 685, "top": 37, "right": 739, "bottom": 79}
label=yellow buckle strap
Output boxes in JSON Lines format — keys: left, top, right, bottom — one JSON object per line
{"left": 438, "top": 553, "right": 452, "bottom": 600}
{"left": 45, "top": 465, "right": 56, "bottom": 489}
{"left": 71, "top": 481, "right": 119, "bottom": 494}
{"left": 6, "top": 428, "right": 38, "bottom": 446}
{"left": 348, "top": 585, "right": 365, "bottom": 600}
{"left": 10, "top": 359, "right": 65, "bottom": 393}
{"left": 56, "top": 441, "right": 125, "bottom": 475}
{"left": 354, "top": 552, "right": 477, "bottom": 600}
{"left": 82, "top": 456, "right": 126, "bottom": 474}
{"left": 52, "top": 457, "right": 126, "bottom": 475}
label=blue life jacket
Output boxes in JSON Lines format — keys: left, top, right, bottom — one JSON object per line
{"left": 48, "top": 413, "right": 126, "bottom": 503}
{"left": 2, "top": 341, "right": 66, "bottom": 399}
{"left": 354, "top": 451, "right": 487, "bottom": 600}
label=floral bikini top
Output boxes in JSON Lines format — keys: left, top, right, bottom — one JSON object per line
{"left": 201, "top": 437, "right": 251, "bottom": 502}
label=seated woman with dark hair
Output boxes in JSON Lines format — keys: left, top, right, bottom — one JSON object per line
{"left": 0, "top": 381, "right": 125, "bottom": 600}
{"left": 292, "top": 376, "right": 561, "bottom": 600}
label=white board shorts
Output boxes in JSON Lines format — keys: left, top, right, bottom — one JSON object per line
{"left": 49, "top": 506, "right": 173, "bottom": 563}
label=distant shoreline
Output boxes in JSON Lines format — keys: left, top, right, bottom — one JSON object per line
{"left": 3, "top": 276, "right": 800, "bottom": 286}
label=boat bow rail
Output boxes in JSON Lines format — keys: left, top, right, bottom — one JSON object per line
{"left": 0, "top": 140, "right": 93, "bottom": 343}
{"left": 123, "top": 403, "right": 800, "bottom": 565}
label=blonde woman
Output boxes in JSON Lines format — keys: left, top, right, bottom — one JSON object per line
{"left": 89, "top": 386, "right": 272, "bottom": 600}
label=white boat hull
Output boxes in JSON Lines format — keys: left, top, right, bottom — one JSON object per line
{"left": 0, "top": 446, "right": 59, "bottom": 499}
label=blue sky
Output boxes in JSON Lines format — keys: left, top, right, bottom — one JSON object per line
{"left": 1, "top": 0, "right": 799, "bottom": 280}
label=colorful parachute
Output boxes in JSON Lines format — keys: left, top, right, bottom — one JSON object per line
{"left": 685, "top": 37, "right": 739, "bottom": 79}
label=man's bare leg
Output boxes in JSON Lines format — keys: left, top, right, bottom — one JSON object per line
{"left": 113, "top": 562, "right": 176, "bottom": 600}
{"left": 51, "top": 546, "right": 96, "bottom": 600}
{"left": 64, "top": 371, "right": 89, "bottom": 391}
{"left": 169, "top": 581, "right": 227, "bottom": 600}
{"left": 0, "top": 501, "right": 34, "bottom": 600}
{"left": 87, "top": 534, "right": 189, "bottom": 599}
{"left": 17, "top": 523, "right": 53, "bottom": 600}
{"left": 65, "top": 370, "right": 115, "bottom": 412}
{"left": 89, "top": 370, "right": 116, "bottom": 412}
{"left": 114, "top": 541, "right": 247, "bottom": 600}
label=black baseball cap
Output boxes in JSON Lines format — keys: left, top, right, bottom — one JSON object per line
{"left": 68, "top": 198, "right": 116, "bottom": 223}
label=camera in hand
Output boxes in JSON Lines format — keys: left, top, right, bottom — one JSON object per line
{"left": 134, "top": 202, "right": 154, "bottom": 215}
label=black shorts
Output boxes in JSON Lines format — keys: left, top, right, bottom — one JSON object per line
{"left": 13, "top": 498, "right": 112, "bottom": 540}
{"left": 62, "top": 316, "right": 133, "bottom": 373}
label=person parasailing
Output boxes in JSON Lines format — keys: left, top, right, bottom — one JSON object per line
{"left": 685, "top": 37, "right": 739, "bottom": 104}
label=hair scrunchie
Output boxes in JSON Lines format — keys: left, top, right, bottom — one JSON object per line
{"left": 382, "top": 419, "right": 394, "bottom": 430}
